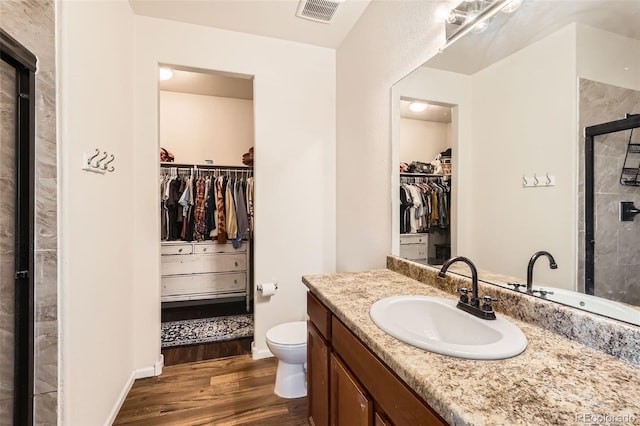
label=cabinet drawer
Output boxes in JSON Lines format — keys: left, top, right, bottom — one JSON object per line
{"left": 161, "top": 272, "right": 246, "bottom": 302}
{"left": 161, "top": 243, "right": 193, "bottom": 256}
{"left": 193, "top": 242, "right": 247, "bottom": 254}
{"left": 161, "top": 253, "right": 246, "bottom": 276}
{"left": 308, "top": 292, "right": 331, "bottom": 341}
{"left": 399, "top": 233, "right": 427, "bottom": 245}
{"left": 399, "top": 244, "right": 426, "bottom": 260}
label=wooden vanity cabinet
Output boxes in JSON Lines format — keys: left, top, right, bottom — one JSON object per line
{"left": 307, "top": 292, "right": 447, "bottom": 426}
{"left": 308, "top": 322, "right": 330, "bottom": 426}
{"left": 330, "top": 354, "right": 372, "bottom": 426}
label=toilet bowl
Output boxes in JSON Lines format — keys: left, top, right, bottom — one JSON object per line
{"left": 265, "top": 321, "right": 307, "bottom": 398}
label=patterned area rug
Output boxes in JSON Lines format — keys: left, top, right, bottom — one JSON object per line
{"left": 161, "top": 314, "right": 254, "bottom": 348}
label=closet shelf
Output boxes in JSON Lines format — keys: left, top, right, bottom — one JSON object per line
{"left": 400, "top": 172, "right": 448, "bottom": 177}
{"left": 161, "top": 162, "right": 252, "bottom": 170}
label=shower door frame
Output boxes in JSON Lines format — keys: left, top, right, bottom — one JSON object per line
{"left": 584, "top": 114, "right": 640, "bottom": 296}
{"left": 1, "top": 29, "right": 36, "bottom": 426}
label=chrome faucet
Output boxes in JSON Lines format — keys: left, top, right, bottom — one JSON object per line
{"left": 438, "top": 256, "right": 496, "bottom": 320}
{"left": 526, "top": 251, "right": 558, "bottom": 294}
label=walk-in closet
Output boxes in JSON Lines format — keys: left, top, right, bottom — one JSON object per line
{"left": 157, "top": 66, "right": 255, "bottom": 364}
{"left": 398, "top": 99, "right": 453, "bottom": 265}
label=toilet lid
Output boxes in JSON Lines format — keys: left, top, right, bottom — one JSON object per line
{"left": 266, "top": 321, "right": 307, "bottom": 346}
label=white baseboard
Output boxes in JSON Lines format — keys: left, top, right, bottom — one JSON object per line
{"left": 103, "top": 370, "right": 135, "bottom": 426}
{"left": 104, "top": 355, "right": 164, "bottom": 426}
{"left": 154, "top": 354, "right": 164, "bottom": 376}
{"left": 251, "top": 341, "right": 273, "bottom": 360}
{"left": 134, "top": 355, "right": 164, "bottom": 379}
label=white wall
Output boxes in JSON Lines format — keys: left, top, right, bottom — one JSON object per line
{"left": 160, "top": 91, "right": 254, "bottom": 166}
{"left": 399, "top": 119, "right": 450, "bottom": 164}
{"left": 468, "top": 24, "right": 578, "bottom": 288}
{"left": 133, "top": 17, "right": 336, "bottom": 365}
{"left": 336, "top": 1, "right": 447, "bottom": 272}
{"left": 57, "top": 0, "right": 136, "bottom": 424}
{"left": 577, "top": 24, "right": 640, "bottom": 91}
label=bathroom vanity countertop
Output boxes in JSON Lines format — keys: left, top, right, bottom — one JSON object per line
{"left": 303, "top": 269, "right": 640, "bottom": 426}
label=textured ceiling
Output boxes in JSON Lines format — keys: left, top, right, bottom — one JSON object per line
{"left": 129, "top": 0, "right": 371, "bottom": 49}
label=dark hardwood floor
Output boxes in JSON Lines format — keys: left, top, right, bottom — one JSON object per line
{"left": 162, "top": 337, "right": 253, "bottom": 366}
{"left": 114, "top": 355, "right": 308, "bottom": 426}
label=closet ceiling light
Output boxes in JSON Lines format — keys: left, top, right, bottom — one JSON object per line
{"left": 409, "top": 102, "right": 428, "bottom": 113}
{"left": 159, "top": 67, "right": 174, "bottom": 81}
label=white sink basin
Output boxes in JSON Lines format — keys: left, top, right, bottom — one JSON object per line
{"left": 370, "top": 295, "right": 527, "bottom": 360}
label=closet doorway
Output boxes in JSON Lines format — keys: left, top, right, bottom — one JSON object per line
{"left": 157, "top": 66, "right": 255, "bottom": 365}
{"left": 1, "top": 30, "right": 36, "bottom": 425}
{"left": 398, "top": 98, "right": 453, "bottom": 266}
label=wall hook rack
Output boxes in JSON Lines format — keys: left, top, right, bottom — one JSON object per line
{"left": 523, "top": 172, "right": 556, "bottom": 188}
{"left": 82, "top": 148, "right": 116, "bottom": 174}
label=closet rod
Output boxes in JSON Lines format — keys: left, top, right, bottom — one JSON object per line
{"left": 161, "top": 162, "right": 252, "bottom": 170}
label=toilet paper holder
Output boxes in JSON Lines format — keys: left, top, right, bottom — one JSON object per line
{"left": 257, "top": 282, "right": 278, "bottom": 294}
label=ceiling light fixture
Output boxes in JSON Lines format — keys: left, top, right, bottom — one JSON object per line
{"left": 409, "top": 102, "right": 428, "bottom": 113}
{"left": 159, "top": 67, "right": 174, "bottom": 81}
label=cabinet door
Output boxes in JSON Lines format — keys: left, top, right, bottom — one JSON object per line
{"left": 330, "top": 354, "right": 372, "bottom": 426}
{"left": 308, "top": 322, "right": 330, "bottom": 426}
{"left": 374, "top": 411, "right": 392, "bottom": 426}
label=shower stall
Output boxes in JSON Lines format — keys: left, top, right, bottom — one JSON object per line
{"left": 585, "top": 113, "right": 640, "bottom": 306}
{"left": 1, "top": 29, "right": 36, "bottom": 425}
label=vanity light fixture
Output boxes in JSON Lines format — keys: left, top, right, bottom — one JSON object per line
{"left": 501, "top": 0, "right": 523, "bottom": 13}
{"left": 409, "top": 102, "right": 428, "bottom": 112}
{"left": 159, "top": 67, "right": 174, "bottom": 81}
{"left": 441, "top": 0, "right": 513, "bottom": 52}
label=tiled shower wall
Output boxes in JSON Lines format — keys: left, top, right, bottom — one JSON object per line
{"left": 578, "top": 79, "right": 640, "bottom": 306}
{"left": 0, "top": 0, "right": 58, "bottom": 424}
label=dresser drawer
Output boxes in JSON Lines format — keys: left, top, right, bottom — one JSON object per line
{"left": 161, "top": 253, "right": 247, "bottom": 275}
{"left": 193, "top": 242, "right": 247, "bottom": 254}
{"left": 161, "top": 272, "right": 247, "bottom": 302}
{"left": 399, "top": 244, "right": 426, "bottom": 261}
{"left": 161, "top": 243, "right": 193, "bottom": 256}
{"left": 399, "top": 233, "right": 427, "bottom": 245}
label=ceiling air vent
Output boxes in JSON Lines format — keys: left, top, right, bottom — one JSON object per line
{"left": 296, "top": 0, "right": 344, "bottom": 24}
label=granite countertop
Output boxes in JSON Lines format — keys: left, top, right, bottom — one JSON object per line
{"left": 303, "top": 269, "right": 640, "bottom": 426}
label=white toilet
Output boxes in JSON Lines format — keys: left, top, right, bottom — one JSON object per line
{"left": 265, "top": 320, "right": 307, "bottom": 399}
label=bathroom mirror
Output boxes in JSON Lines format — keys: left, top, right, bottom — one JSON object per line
{"left": 391, "top": 0, "right": 640, "bottom": 326}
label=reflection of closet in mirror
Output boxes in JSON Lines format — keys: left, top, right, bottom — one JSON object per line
{"left": 158, "top": 66, "right": 255, "bottom": 364}
{"left": 399, "top": 98, "right": 453, "bottom": 265}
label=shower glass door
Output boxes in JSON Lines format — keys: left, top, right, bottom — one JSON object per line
{"left": 0, "top": 52, "right": 17, "bottom": 426}
{"left": 585, "top": 114, "right": 640, "bottom": 308}
{"left": 1, "top": 29, "right": 36, "bottom": 425}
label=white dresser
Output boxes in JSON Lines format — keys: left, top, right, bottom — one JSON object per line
{"left": 399, "top": 233, "right": 428, "bottom": 261}
{"left": 160, "top": 240, "right": 250, "bottom": 309}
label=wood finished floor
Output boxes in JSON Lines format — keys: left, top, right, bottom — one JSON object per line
{"left": 114, "top": 355, "right": 308, "bottom": 426}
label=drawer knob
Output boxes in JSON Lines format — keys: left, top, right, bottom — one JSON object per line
{"left": 234, "top": 279, "right": 237, "bottom": 284}
{"left": 234, "top": 262, "right": 238, "bottom": 267}
{"left": 203, "top": 248, "right": 207, "bottom": 252}
{"left": 178, "top": 248, "right": 183, "bottom": 253}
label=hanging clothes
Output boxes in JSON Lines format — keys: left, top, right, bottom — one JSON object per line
{"left": 399, "top": 175, "right": 450, "bottom": 234}
{"left": 160, "top": 166, "right": 254, "bottom": 244}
